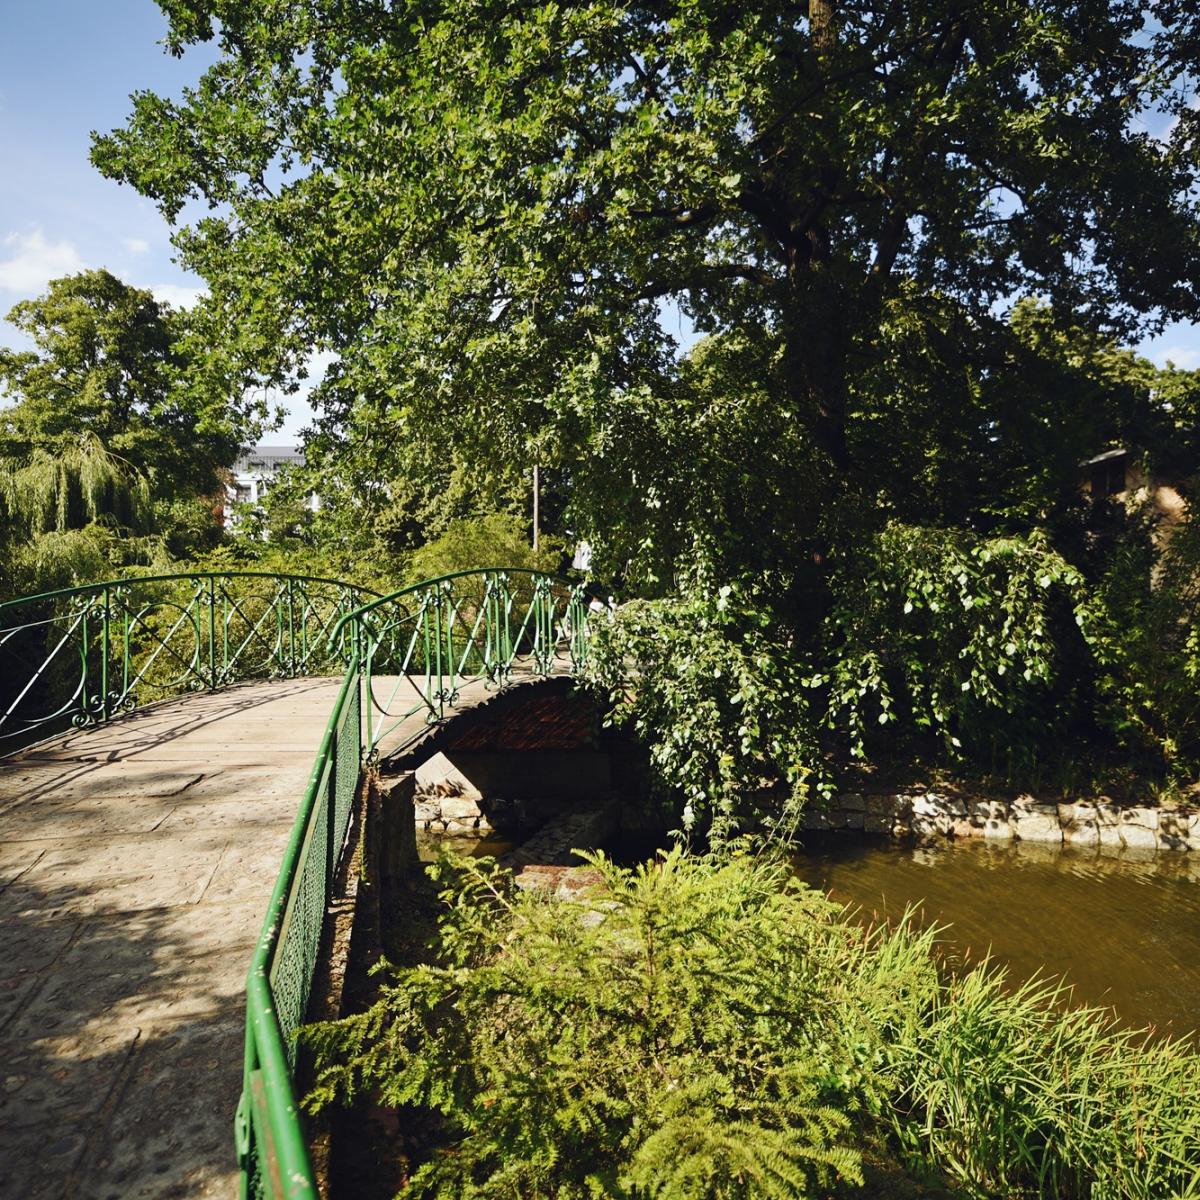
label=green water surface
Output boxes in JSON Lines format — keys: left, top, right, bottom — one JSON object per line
{"left": 793, "top": 835, "right": 1200, "bottom": 1038}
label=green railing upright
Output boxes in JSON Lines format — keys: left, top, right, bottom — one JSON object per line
{"left": 235, "top": 568, "right": 595, "bottom": 1198}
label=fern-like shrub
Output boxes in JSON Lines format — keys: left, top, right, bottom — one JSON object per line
{"left": 302, "top": 850, "right": 915, "bottom": 1198}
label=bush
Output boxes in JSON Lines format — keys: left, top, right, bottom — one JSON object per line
{"left": 584, "top": 527, "right": 1093, "bottom": 840}
{"left": 404, "top": 510, "right": 563, "bottom": 585}
{"left": 583, "top": 583, "right": 821, "bottom": 843}
{"left": 301, "top": 851, "right": 1200, "bottom": 1199}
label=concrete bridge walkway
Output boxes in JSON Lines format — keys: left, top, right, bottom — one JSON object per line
{"left": 0, "top": 678, "right": 352, "bottom": 1199}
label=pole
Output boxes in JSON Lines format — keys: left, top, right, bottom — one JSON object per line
{"left": 532, "top": 464, "right": 540, "bottom": 552}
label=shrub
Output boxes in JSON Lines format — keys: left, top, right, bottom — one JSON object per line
{"left": 582, "top": 583, "right": 821, "bottom": 843}
{"left": 303, "top": 851, "right": 1200, "bottom": 1200}
{"left": 303, "top": 851, "right": 885, "bottom": 1199}
{"left": 404, "top": 510, "right": 563, "bottom": 585}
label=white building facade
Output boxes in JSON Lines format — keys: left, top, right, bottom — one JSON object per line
{"left": 223, "top": 444, "right": 319, "bottom": 527}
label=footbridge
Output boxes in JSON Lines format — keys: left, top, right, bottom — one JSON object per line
{"left": 0, "top": 569, "right": 594, "bottom": 1198}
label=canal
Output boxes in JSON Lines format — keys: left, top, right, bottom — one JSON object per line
{"left": 792, "top": 835, "right": 1200, "bottom": 1039}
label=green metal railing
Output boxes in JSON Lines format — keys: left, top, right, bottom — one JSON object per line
{"left": 236, "top": 657, "right": 362, "bottom": 1200}
{"left": 344, "top": 567, "right": 594, "bottom": 759}
{"left": 0, "top": 571, "right": 378, "bottom": 749}
{"left": 0, "top": 565, "right": 596, "bottom": 1197}
{"left": 236, "top": 568, "right": 596, "bottom": 1198}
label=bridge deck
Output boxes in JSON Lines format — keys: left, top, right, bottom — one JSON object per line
{"left": 0, "top": 674, "right": 448, "bottom": 1199}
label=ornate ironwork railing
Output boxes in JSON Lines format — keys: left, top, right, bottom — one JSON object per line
{"left": 236, "top": 568, "right": 596, "bottom": 1198}
{"left": 340, "top": 567, "right": 594, "bottom": 759}
{"left": 0, "top": 571, "right": 378, "bottom": 749}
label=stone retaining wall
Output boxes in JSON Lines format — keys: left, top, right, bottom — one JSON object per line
{"left": 806, "top": 790, "right": 1200, "bottom": 850}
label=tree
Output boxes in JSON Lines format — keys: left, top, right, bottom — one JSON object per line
{"left": 92, "top": 3, "right": 1200, "bottom": 808}
{"left": 93, "top": 3, "right": 1200, "bottom": 554}
{"left": 0, "top": 270, "right": 267, "bottom": 592}
{"left": 0, "top": 269, "right": 261, "bottom": 497}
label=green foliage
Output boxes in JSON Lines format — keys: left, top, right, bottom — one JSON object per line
{"left": 586, "top": 526, "right": 1100, "bottom": 836}
{"left": 303, "top": 851, "right": 1200, "bottom": 1199}
{"left": 584, "top": 581, "right": 820, "bottom": 842}
{"left": 93, "top": 1, "right": 1200, "bottom": 560}
{"left": 0, "top": 435, "right": 175, "bottom": 601}
{"left": 0, "top": 269, "right": 262, "bottom": 598}
{"left": 303, "top": 851, "right": 876, "bottom": 1199}
{"left": 1084, "top": 507, "right": 1200, "bottom": 774}
{"left": 824, "top": 525, "right": 1090, "bottom": 765}
{"left": 90, "top": 2, "right": 1200, "bottom": 801}
{"left": 94, "top": 2, "right": 1200, "bottom": 495}
{"left": 0, "top": 433, "right": 150, "bottom": 537}
{"left": 405, "top": 511, "right": 562, "bottom": 586}
{"left": 0, "top": 269, "right": 259, "bottom": 494}
{"left": 889, "top": 965, "right": 1200, "bottom": 1199}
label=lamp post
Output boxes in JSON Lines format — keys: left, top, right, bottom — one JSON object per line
{"left": 532, "top": 463, "right": 540, "bottom": 551}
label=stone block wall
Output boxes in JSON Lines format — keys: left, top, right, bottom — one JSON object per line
{"left": 808, "top": 790, "right": 1200, "bottom": 852}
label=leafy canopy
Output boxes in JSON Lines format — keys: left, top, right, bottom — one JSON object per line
{"left": 93, "top": 2, "right": 1200, "bottom": 544}
{"left": 0, "top": 270, "right": 266, "bottom": 594}
{"left": 0, "top": 269, "right": 260, "bottom": 496}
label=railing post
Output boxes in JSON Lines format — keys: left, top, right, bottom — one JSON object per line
{"left": 362, "top": 620, "right": 375, "bottom": 754}
{"left": 285, "top": 578, "right": 296, "bottom": 676}
{"left": 207, "top": 576, "right": 218, "bottom": 689}
{"left": 222, "top": 580, "right": 230, "bottom": 682}
{"left": 79, "top": 599, "right": 91, "bottom": 724}
{"left": 100, "top": 585, "right": 111, "bottom": 722}
{"left": 429, "top": 589, "right": 443, "bottom": 720}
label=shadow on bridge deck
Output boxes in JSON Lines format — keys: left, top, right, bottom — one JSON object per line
{"left": 0, "top": 673, "right": 449, "bottom": 1199}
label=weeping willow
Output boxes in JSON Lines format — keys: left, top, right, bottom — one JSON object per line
{"left": 0, "top": 433, "right": 152, "bottom": 535}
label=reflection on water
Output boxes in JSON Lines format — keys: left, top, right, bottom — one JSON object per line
{"left": 417, "top": 830, "right": 515, "bottom": 860}
{"left": 793, "top": 836, "right": 1200, "bottom": 1038}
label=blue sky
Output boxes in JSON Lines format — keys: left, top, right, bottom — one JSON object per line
{"left": 1, "top": 0, "right": 1199, "bottom": 446}
{"left": 0, "top": 0, "right": 313, "bottom": 436}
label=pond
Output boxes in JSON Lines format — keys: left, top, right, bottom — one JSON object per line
{"left": 792, "top": 835, "right": 1200, "bottom": 1039}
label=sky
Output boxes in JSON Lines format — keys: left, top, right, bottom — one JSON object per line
{"left": 1, "top": 0, "right": 1200, "bottom": 447}
{"left": 0, "top": 0, "right": 314, "bottom": 437}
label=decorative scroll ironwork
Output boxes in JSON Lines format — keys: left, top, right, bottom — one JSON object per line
{"left": 235, "top": 567, "right": 596, "bottom": 1199}
{"left": 0, "top": 572, "right": 377, "bottom": 749}
{"left": 337, "top": 567, "right": 594, "bottom": 760}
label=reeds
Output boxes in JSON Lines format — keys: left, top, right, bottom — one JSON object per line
{"left": 876, "top": 946, "right": 1200, "bottom": 1198}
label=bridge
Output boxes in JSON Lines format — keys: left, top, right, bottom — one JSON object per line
{"left": 0, "top": 569, "right": 593, "bottom": 1199}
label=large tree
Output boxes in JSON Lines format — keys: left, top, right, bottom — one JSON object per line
{"left": 92, "top": 2, "right": 1200, "bottom": 806}
{"left": 94, "top": 3, "right": 1200, "bottom": 524}
{"left": 0, "top": 269, "right": 260, "bottom": 497}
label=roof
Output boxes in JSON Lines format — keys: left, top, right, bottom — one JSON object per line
{"left": 233, "top": 444, "right": 304, "bottom": 473}
{"left": 1082, "top": 447, "right": 1129, "bottom": 466}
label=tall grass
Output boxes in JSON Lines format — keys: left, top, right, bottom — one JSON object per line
{"left": 883, "top": 959, "right": 1200, "bottom": 1198}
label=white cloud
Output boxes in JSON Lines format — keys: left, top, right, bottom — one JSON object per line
{"left": 1149, "top": 344, "right": 1200, "bottom": 370}
{"left": 150, "top": 282, "right": 206, "bottom": 309}
{"left": 0, "top": 229, "right": 85, "bottom": 293}
{"left": 123, "top": 237, "right": 150, "bottom": 254}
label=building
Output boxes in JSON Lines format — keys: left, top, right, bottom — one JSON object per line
{"left": 1081, "top": 446, "right": 1184, "bottom": 523}
{"left": 223, "top": 444, "right": 319, "bottom": 527}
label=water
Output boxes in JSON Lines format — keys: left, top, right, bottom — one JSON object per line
{"left": 793, "top": 835, "right": 1200, "bottom": 1039}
